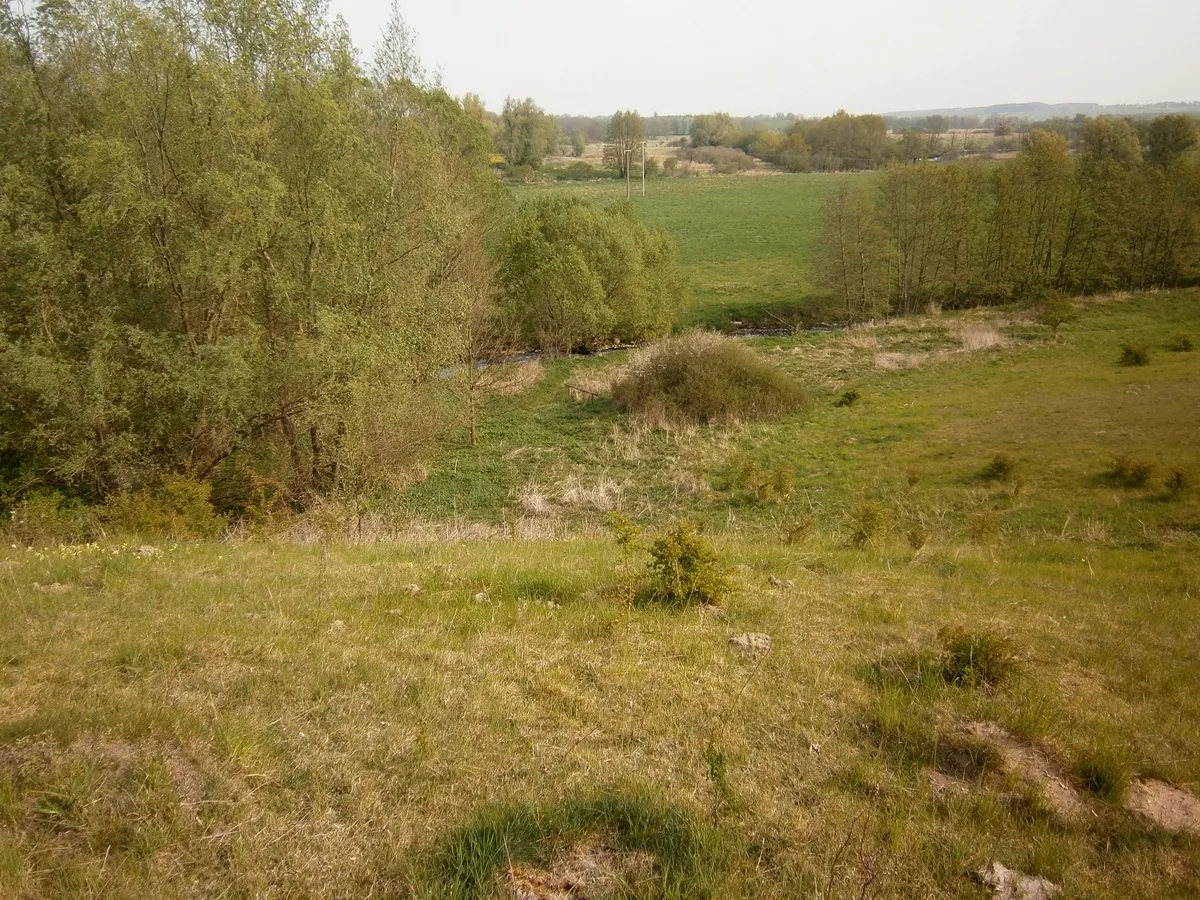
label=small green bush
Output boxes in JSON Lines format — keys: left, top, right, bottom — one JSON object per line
{"left": 982, "top": 452, "right": 1017, "bottom": 482}
{"left": 729, "top": 456, "right": 794, "bottom": 503}
{"left": 1036, "top": 296, "right": 1078, "bottom": 334}
{"left": 833, "top": 389, "right": 860, "bottom": 408}
{"left": 906, "top": 525, "right": 929, "bottom": 552}
{"left": 1119, "top": 343, "right": 1150, "bottom": 366}
{"left": 1108, "top": 454, "right": 1156, "bottom": 488}
{"left": 612, "top": 332, "right": 806, "bottom": 428}
{"left": 5, "top": 491, "right": 98, "bottom": 545}
{"left": 103, "top": 475, "right": 226, "bottom": 540}
{"left": 939, "top": 625, "right": 1018, "bottom": 689}
{"left": 1169, "top": 333, "right": 1193, "bottom": 352}
{"left": 967, "top": 510, "right": 1000, "bottom": 544}
{"left": 1076, "top": 746, "right": 1132, "bottom": 803}
{"left": 645, "top": 520, "right": 730, "bottom": 607}
{"left": 849, "top": 501, "right": 892, "bottom": 548}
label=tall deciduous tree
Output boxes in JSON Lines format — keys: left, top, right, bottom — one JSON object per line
{"left": 496, "top": 97, "right": 558, "bottom": 169}
{"left": 603, "top": 110, "right": 646, "bottom": 177}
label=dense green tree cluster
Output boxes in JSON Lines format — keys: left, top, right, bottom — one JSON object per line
{"left": 496, "top": 97, "right": 559, "bottom": 169}
{"left": 496, "top": 195, "right": 688, "bottom": 353}
{"left": 689, "top": 110, "right": 891, "bottom": 172}
{"left": 819, "top": 120, "right": 1200, "bottom": 320}
{"left": 0, "top": 0, "right": 499, "bottom": 507}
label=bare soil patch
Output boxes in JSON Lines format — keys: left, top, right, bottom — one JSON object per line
{"left": 502, "top": 835, "right": 657, "bottom": 899}
{"left": 964, "top": 722, "right": 1086, "bottom": 820}
{"left": 1125, "top": 779, "right": 1200, "bottom": 834}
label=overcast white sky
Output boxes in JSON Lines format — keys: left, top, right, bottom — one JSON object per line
{"left": 327, "top": 0, "right": 1200, "bottom": 117}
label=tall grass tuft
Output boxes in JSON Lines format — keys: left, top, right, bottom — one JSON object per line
{"left": 612, "top": 331, "right": 805, "bottom": 428}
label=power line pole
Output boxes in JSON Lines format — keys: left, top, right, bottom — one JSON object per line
{"left": 641, "top": 141, "right": 647, "bottom": 197}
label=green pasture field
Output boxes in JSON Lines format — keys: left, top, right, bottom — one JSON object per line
{"left": 522, "top": 173, "right": 869, "bottom": 330}
{"left": 3, "top": 290, "right": 1199, "bottom": 898}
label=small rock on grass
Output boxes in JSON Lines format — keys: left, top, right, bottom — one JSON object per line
{"left": 768, "top": 575, "right": 794, "bottom": 588}
{"left": 137, "top": 545, "right": 162, "bottom": 558}
{"left": 729, "top": 633, "right": 773, "bottom": 656}
{"left": 975, "top": 861, "right": 1060, "bottom": 900}
{"left": 473, "top": 591, "right": 491, "bottom": 604}
{"left": 400, "top": 583, "right": 421, "bottom": 596}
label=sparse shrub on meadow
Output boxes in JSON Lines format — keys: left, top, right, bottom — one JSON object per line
{"left": 1169, "top": 333, "right": 1193, "bottom": 352}
{"left": 1036, "top": 296, "right": 1078, "bottom": 335}
{"left": 834, "top": 389, "right": 860, "bottom": 408}
{"left": 967, "top": 510, "right": 1000, "bottom": 543}
{"left": 612, "top": 331, "right": 805, "bottom": 428}
{"left": 729, "top": 455, "right": 794, "bottom": 503}
{"left": 1164, "top": 470, "right": 1190, "bottom": 500}
{"left": 939, "top": 625, "right": 1018, "bottom": 689}
{"left": 849, "top": 501, "right": 892, "bottom": 548}
{"left": 1119, "top": 343, "right": 1150, "bottom": 366}
{"left": 983, "top": 452, "right": 1017, "bottom": 482}
{"left": 783, "top": 517, "right": 814, "bottom": 545}
{"left": 645, "top": 520, "right": 730, "bottom": 607}
{"left": 906, "top": 525, "right": 929, "bottom": 553}
{"left": 1108, "top": 454, "right": 1156, "bottom": 488}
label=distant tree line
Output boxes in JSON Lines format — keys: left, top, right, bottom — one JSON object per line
{"left": 688, "top": 110, "right": 892, "bottom": 172}
{"left": 818, "top": 117, "right": 1200, "bottom": 321}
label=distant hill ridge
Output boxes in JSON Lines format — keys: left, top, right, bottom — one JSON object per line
{"left": 884, "top": 101, "right": 1200, "bottom": 121}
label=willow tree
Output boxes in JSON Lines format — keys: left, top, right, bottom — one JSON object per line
{"left": 0, "top": 0, "right": 497, "bottom": 505}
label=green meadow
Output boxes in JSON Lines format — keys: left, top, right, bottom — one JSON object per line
{"left": 525, "top": 173, "right": 869, "bottom": 329}
{"left": 4, "top": 285, "right": 1199, "bottom": 898}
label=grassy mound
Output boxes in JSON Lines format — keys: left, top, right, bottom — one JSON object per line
{"left": 612, "top": 331, "right": 805, "bottom": 427}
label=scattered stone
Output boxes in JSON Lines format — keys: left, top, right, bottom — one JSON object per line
{"left": 328, "top": 619, "right": 346, "bottom": 633}
{"left": 1125, "top": 779, "right": 1200, "bottom": 835}
{"left": 474, "top": 591, "right": 491, "bottom": 604}
{"left": 502, "top": 835, "right": 656, "bottom": 900}
{"left": 535, "top": 599, "right": 561, "bottom": 610}
{"left": 387, "top": 609, "right": 404, "bottom": 616}
{"left": 32, "top": 582, "right": 70, "bottom": 593}
{"left": 808, "top": 742, "right": 822, "bottom": 756}
{"left": 975, "top": 861, "right": 1061, "bottom": 900}
{"left": 399, "top": 583, "right": 421, "bottom": 596}
{"left": 729, "top": 633, "right": 773, "bottom": 656}
{"left": 698, "top": 604, "right": 726, "bottom": 619}
{"left": 0, "top": 561, "right": 20, "bottom": 569}
{"left": 136, "top": 545, "right": 162, "bottom": 558}
{"left": 965, "top": 722, "right": 1085, "bottom": 820}
{"left": 768, "top": 575, "right": 794, "bottom": 588}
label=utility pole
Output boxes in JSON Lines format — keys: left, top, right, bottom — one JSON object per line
{"left": 625, "top": 148, "right": 632, "bottom": 200}
{"left": 641, "top": 141, "right": 647, "bottom": 197}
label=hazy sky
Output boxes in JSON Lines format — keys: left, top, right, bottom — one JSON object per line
{"left": 327, "top": 0, "right": 1200, "bottom": 116}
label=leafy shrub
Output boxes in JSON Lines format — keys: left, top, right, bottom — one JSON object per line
{"left": 103, "top": 476, "right": 226, "bottom": 539}
{"left": 849, "top": 501, "right": 892, "bottom": 548}
{"left": 612, "top": 331, "right": 805, "bottom": 428}
{"left": 983, "top": 452, "right": 1017, "bottom": 481}
{"left": 939, "top": 625, "right": 1018, "bottom": 689}
{"left": 906, "top": 526, "right": 929, "bottom": 552}
{"left": 1119, "top": 343, "right": 1150, "bottom": 366}
{"left": 1108, "top": 453, "right": 1156, "bottom": 487}
{"left": 1036, "top": 296, "right": 1078, "bottom": 334}
{"left": 645, "top": 520, "right": 730, "bottom": 607}
{"left": 1076, "top": 746, "right": 1132, "bottom": 802}
{"left": 728, "top": 455, "right": 794, "bottom": 503}
{"left": 496, "top": 194, "right": 688, "bottom": 352}
{"left": 1169, "top": 333, "right": 1193, "bottom": 352}
{"left": 5, "top": 492, "right": 98, "bottom": 545}
{"left": 1165, "top": 470, "right": 1191, "bottom": 499}
{"left": 833, "top": 389, "right": 860, "bottom": 408}
{"left": 967, "top": 510, "right": 1000, "bottom": 543}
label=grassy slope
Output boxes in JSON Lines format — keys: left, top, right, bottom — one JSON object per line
{"left": 2, "top": 293, "right": 1199, "bottom": 898}
{"left": 522, "top": 173, "right": 868, "bottom": 329}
